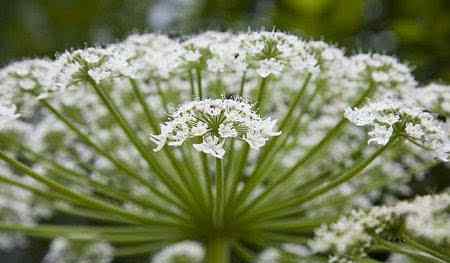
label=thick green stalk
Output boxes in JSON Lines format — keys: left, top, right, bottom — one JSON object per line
{"left": 206, "top": 237, "right": 230, "bottom": 263}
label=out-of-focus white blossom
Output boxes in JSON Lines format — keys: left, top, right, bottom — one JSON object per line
{"left": 0, "top": 102, "right": 20, "bottom": 130}
{"left": 151, "top": 241, "right": 204, "bottom": 263}
{"left": 43, "top": 238, "right": 114, "bottom": 263}
{"left": 310, "top": 193, "right": 450, "bottom": 262}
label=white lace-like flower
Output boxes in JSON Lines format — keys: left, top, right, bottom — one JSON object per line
{"left": 151, "top": 98, "right": 281, "bottom": 158}
{"left": 0, "top": 59, "right": 58, "bottom": 100}
{"left": 310, "top": 193, "right": 450, "bottom": 262}
{"left": 0, "top": 102, "right": 20, "bottom": 129}
{"left": 256, "top": 58, "right": 284, "bottom": 78}
{"left": 54, "top": 46, "right": 136, "bottom": 89}
{"left": 151, "top": 241, "right": 204, "bottom": 263}
{"left": 349, "top": 54, "right": 416, "bottom": 90}
{"left": 415, "top": 83, "right": 450, "bottom": 115}
{"left": 345, "top": 96, "right": 449, "bottom": 161}
{"left": 43, "top": 238, "right": 114, "bottom": 263}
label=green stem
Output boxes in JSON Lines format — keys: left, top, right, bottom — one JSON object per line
{"left": 236, "top": 75, "right": 315, "bottom": 212}
{"left": 189, "top": 70, "right": 195, "bottom": 99}
{"left": 255, "top": 77, "right": 268, "bottom": 112}
{"left": 0, "top": 151, "right": 182, "bottom": 228}
{"left": 206, "top": 237, "right": 230, "bottom": 263}
{"left": 114, "top": 242, "right": 168, "bottom": 257}
{"left": 196, "top": 67, "right": 203, "bottom": 99}
{"left": 215, "top": 158, "right": 224, "bottom": 226}
{"left": 239, "top": 71, "right": 247, "bottom": 97}
{"left": 402, "top": 232, "right": 450, "bottom": 263}
{"left": 88, "top": 79, "right": 197, "bottom": 212}
{"left": 237, "top": 81, "right": 376, "bottom": 217}
{"left": 373, "top": 239, "right": 447, "bottom": 263}
{"left": 130, "top": 79, "right": 208, "bottom": 217}
{"left": 239, "top": 136, "right": 399, "bottom": 224}
{"left": 39, "top": 99, "right": 181, "bottom": 208}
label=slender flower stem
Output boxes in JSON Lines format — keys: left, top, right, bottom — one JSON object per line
{"left": 215, "top": 158, "right": 225, "bottom": 226}
{"left": 255, "top": 77, "right": 268, "bottom": 112}
{"left": 232, "top": 241, "right": 255, "bottom": 262}
{"left": 401, "top": 232, "right": 450, "bottom": 262}
{"left": 202, "top": 152, "right": 214, "bottom": 217}
{"left": 88, "top": 79, "right": 200, "bottom": 215}
{"left": 114, "top": 243, "right": 169, "bottom": 257}
{"left": 237, "top": 81, "right": 377, "bottom": 216}
{"left": 38, "top": 99, "right": 181, "bottom": 208}
{"left": 236, "top": 74, "right": 315, "bottom": 211}
{"left": 238, "top": 136, "right": 400, "bottom": 224}
{"left": 0, "top": 224, "right": 187, "bottom": 243}
{"left": 189, "top": 70, "right": 195, "bottom": 100}
{"left": 0, "top": 151, "right": 184, "bottom": 228}
{"left": 130, "top": 79, "right": 209, "bottom": 217}
{"left": 21, "top": 145, "right": 189, "bottom": 221}
{"left": 239, "top": 71, "right": 247, "bottom": 97}
{"left": 373, "top": 238, "right": 447, "bottom": 263}
{"left": 196, "top": 67, "right": 203, "bottom": 99}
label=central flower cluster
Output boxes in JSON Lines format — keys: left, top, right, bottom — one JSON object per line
{"left": 151, "top": 98, "right": 281, "bottom": 158}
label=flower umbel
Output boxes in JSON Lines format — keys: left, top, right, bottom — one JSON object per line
{"left": 150, "top": 98, "right": 281, "bottom": 158}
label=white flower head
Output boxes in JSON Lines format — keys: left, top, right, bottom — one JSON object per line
{"left": 345, "top": 96, "right": 449, "bottom": 161}
{"left": 151, "top": 241, "right": 204, "bottom": 263}
{"left": 0, "top": 102, "right": 20, "bottom": 130}
{"left": 150, "top": 98, "right": 281, "bottom": 158}
{"left": 43, "top": 238, "right": 113, "bottom": 263}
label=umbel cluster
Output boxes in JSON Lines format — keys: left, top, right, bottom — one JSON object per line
{"left": 0, "top": 31, "right": 449, "bottom": 262}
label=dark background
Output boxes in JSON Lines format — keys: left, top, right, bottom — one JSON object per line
{"left": 1, "top": 0, "right": 449, "bottom": 262}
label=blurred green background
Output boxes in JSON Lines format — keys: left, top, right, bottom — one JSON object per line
{"left": 1, "top": 0, "right": 450, "bottom": 82}
{"left": 0, "top": 0, "right": 449, "bottom": 262}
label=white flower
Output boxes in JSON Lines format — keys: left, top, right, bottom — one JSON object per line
{"left": 151, "top": 98, "right": 281, "bottom": 158}
{"left": 368, "top": 124, "right": 393, "bottom": 145}
{"left": 345, "top": 96, "right": 449, "bottom": 161}
{"left": 311, "top": 193, "right": 450, "bottom": 261}
{"left": 152, "top": 241, "right": 204, "bottom": 263}
{"left": 183, "top": 50, "right": 202, "bottom": 62}
{"left": 256, "top": 58, "right": 283, "bottom": 78}
{"left": 43, "top": 238, "right": 113, "bottom": 263}
{"left": 257, "top": 248, "right": 280, "bottom": 263}
{"left": 0, "top": 102, "right": 20, "bottom": 129}
{"left": 218, "top": 122, "right": 237, "bottom": 138}
{"left": 344, "top": 107, "right": 375, "bottom": 126}
{"left": 193, "top": 135, "right": 226, "bottom": 159}
{"left": 405, "top": 123, "right": 424, "bottom": 139}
